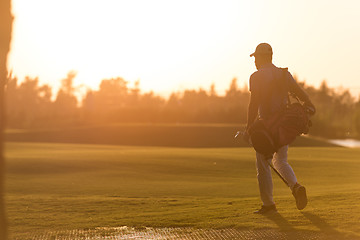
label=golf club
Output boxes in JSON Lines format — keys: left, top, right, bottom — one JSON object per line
{"left": 265, "top": 157, "right": 289, "bottom": 186}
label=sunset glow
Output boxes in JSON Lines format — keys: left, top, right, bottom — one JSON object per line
{"left": 8, "top": 0, "right": 360, "bottom": 97}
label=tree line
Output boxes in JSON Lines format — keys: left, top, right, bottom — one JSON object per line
{"left": 5, "top": 72, "right": 360, "bottom": 139}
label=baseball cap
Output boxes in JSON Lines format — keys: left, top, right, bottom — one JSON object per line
{"left": 250, "top": 43, "right": 273, "bottom": 57}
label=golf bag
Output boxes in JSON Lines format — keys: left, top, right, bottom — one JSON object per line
{"left": 248, "top": 70, "right": 312, "bottom": 156}
{"left": 249, "top": 102, "right": 311, "bottom": 156}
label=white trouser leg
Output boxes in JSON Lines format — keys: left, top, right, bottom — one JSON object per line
{"left": 256, "top": 145, "right": 298, "bottom": 206}
{"left": 256, "top": 152, "right": 274, "bottom": 206}
{"left": 272, "top": 145, "right": 297, "bottom": 189}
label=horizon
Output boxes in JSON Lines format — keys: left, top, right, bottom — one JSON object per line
{"left": 7, "top": 71, "right": 360, "bottom": 102}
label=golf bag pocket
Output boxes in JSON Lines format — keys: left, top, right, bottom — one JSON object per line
{"left": 248, "top": 119, "right": 277, "bottom": 156}
{"left": 276, "top": 103, "right": 310, "bottom": 147}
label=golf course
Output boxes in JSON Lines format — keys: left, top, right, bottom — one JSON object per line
{"left": 4, "top": 130, "right": 360, "bottom": 239}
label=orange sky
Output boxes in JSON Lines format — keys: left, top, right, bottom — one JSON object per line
{"left": 8, "top": 0, "right": 360, "bottom": 98}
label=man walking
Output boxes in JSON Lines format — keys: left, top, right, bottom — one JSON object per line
{"left": 245, "top": 43, "right": 315, "bottom": 214}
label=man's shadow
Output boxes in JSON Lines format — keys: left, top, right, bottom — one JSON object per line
{"left": 301, "top": 212, "right": 339, "bottom": 235}
{"left": 264, "top": 211, "right": 295, "bottom": 231}
{"left": 264, "top": 211, "right": 346, "bottom": 238}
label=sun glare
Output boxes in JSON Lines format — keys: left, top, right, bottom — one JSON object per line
{"left": 9, "top": 0, "right": 249, "bottom": 95}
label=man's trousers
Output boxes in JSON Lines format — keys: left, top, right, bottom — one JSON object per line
{"left": 256, "top": 145, "right": 298, "bottom": 206}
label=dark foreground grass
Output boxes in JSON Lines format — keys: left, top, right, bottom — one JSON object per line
{"left": 5, "top": 142, "right": 360, "bottom": 239}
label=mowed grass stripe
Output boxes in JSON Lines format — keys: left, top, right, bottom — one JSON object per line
{"left": 4, "top": 142, "right": 360, "bottom": 239}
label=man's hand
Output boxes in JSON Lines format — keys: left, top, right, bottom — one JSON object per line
{"left": 235, "top": 130, "right": 251, "bottom": 145}
{"left": 242, "top": 131, "right": 252, "bottom": 145}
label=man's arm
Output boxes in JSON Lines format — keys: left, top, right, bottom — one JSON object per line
{"left": 289, "top": 81, "right": 310, "bottom": 103}
{"left": 287, "top": 73, "right": 316, "bottom": 115}
{"left": 246, "top": 91, "right": 260, "bottom": 131}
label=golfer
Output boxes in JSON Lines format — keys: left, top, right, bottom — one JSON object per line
{"left": 245, "top": 43, "right": 315, "bottom": 214}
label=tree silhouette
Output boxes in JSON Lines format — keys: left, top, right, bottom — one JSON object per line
{"left": 6, "top": 76, "right": 53, "bottom": 128}
{"left": 95, "top": 77, "right": 128, "bottom": 111}
{"left": 3, "top": 70, "right": 360, "bottom": 138}
{"left": 54, "top": 72, "right": 78, "bottom": 121}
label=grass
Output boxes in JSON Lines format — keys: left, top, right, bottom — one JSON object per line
{"left": 4, "top": 142, "right": 360, "bottom": 239}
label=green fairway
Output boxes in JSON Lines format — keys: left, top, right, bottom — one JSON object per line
{"left": 5, "top": 142, "right": 360, "bottom": 239}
